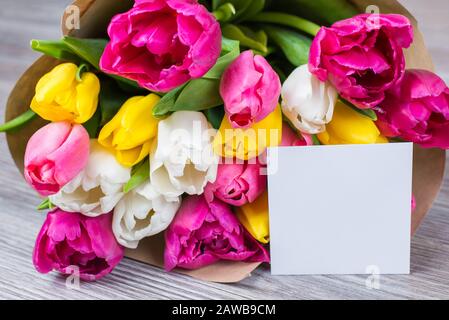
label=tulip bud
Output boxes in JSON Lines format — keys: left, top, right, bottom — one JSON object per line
{"left": 98, "top": 94, "right": 160, "bottom": 167}
{"left": 164, "top": 195, "right": 270, "bottom": 271}
{"left": 309, "top": 14, "right": 413, "bottom": 109}
{"left": 100, "top": 0, "right": 221, "bottom": 92}
{"left": 376, "top": 69, "right": 449, "bottom": 149}
{"left": 213, "top": 105, "right": 283, "bottom": 160}
{"left": 204, "top": 161, "right": 266, "bottom": 207}
{"left": 220, "top": 50, "right": 281, "bottom": 128}
{"left": 112, "top": 181, "right": 181, "bottom": 249}
{"left": 50, "top": 141, "right": 131, "bottom": 217}
{"left": 31, "top": 63, "right": 100, "bottom": 124}
{"left": 236, "top": 192, "right": 270, "bottom": 244}
{"left": 150, "top": 111, "right": 219, "bottom": 198}
{"left": 24, "top": 122, "right": 90, "bottom": 196}
{"left": 33, "top": 209, "right": 124, "bottom": 281}
{"left": 318, "top": 102, "right": 388, "bottom": 145}
{"left": 281, "top": 65, "right": 338, "bottom": 135}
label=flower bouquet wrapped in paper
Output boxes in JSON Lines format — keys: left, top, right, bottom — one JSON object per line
{"left": 1, "top": 0, "right": 446, "bottom": 283}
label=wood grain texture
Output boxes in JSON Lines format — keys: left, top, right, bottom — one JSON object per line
{"left": 0, "top": 0, "right": 448, "bottom": 300}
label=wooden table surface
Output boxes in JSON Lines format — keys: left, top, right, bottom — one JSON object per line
{"left": 1, "top": 0, "right": 448, "bottom": 300}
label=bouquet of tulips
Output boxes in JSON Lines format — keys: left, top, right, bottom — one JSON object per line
{"left": 1, "top": 0, "right": 449, "bottom": 282}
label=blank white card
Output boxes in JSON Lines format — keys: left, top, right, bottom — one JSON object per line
{"left": 267, "top": 143, "right": 413, "bottom": 275}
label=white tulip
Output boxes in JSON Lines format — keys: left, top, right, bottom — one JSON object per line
{"left": 281, "top": 64, "right": 338, "bottom": 134}
{"left": 150, "top": 111, "right": 218, "bottom": 198}
{"left": 50, "top": 141, "right": 131, "bottom": 217}
{"left": 112, "top": 181, "right": 181, "bottom": 249}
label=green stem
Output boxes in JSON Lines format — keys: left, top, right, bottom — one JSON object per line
{"left": 76, "top": 63, "right": 89, "bottom": 82}
{"left": 247, "top": 12, "right": 321, "bottom": 37}
{"left": 0, "top": 109, "right": 37, "bottom": 133}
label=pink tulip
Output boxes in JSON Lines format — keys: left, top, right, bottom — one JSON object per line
{"left": 220, "top": 50, "right": 281, "bottom": 128}
{"left": 100, "top": 0, "right": 221, "bottom": 92}
{"left": 281, "top": 124, "right": 313, "bottom": 147}
{"left": 376, "top": 70, "right": 449, "bottom": 149}
{"left": 24, "top": 122, "right": 89, "bottom": 196}
{"left": 204, "top": 161, "right": 266, "bottom": 207}
{"left": 33, "top": 209, "right": 124, "bottom": 281}
{"left": 309, "top": 14, "right": 413, "bottom": 109}
{"left": 164, "top": 195, "right": 270, "bottom": 271}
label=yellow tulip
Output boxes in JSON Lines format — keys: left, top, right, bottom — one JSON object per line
{"left": 98, "top": 94, "right": 160, "bottom": 167}
{"left": 318, "top": 102, "right": 388, "bottom": 145}
{"left": 30, "top": 63, "right": 100, "bottom": 124}
{"left": 213, "top": 105, "right": 283, "bottom": 160}
{"left": 236, "top": 192, "right": 270, "bottom": 244}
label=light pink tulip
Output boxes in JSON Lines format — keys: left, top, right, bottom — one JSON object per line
{"left": 24, "top": 122, "right": 90, "bottom": 196}
{"left": 281, "top": 124, "right": 313, "bottom": 147}
{"left": 220, "top": 50, "right": 281, "bottom": 128}
{"left": 100, "top": 0, "right": 221, "bottom": 92}
{"left": 204, "top": 161, "right": 266, "bottom": 206}
{"left": 164, "top": 195, "right": 270, "bottom": 271}
{"left": 33, "top": 209, "right": 124, "bottom": 281}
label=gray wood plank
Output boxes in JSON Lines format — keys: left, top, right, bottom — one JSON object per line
{"left": 0, "top": 0, "right": 448, "bottom": 300}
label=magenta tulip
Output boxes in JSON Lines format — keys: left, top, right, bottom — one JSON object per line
{"left": 204, "top": 161, "right": 266, "bottom": 207}
{"left": 24, "top": 122, "right": 89, "bottom": 196}
{"left": 100, "top": 0, "right": 221, "bottom": 92}
{"left": 220, "top": 50, "right": 281, "bottom": 128}
{"left": 33, "top": 209, "right": 124, "bottom": 281}
{"left": 309, "top": 14, "right": 413, "bottom": 109}
{"left": 164, "top": 195, "right": 270, "bottom": 271}
{"left": 281, "top": 124, "right": 313, "bottom": 147}
{"left": 376, "top": 69, "right": 449, "bottom": 149}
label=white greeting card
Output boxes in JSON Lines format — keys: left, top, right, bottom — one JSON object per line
{"left": 267, "top": 143, "right": 413, "bottom": 275}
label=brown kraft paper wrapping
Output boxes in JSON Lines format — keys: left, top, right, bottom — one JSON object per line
{"left": 5, "top": 0, "right": 446, "bottom": 283}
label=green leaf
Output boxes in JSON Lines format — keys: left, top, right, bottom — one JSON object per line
{"left": 204, "top": 106, "right": 225, "bottom": 129}
{"left": 31, "top": 39, "right": 79, "bottom": 61}
{"left": 152, "top": 38, "right": 239, "bottom": 117}
{"left": 212, "top": 0, "right": 221, "bottom": 10}
{"left": 37, "top": 198, "right": 54, "bottom": 211}
{"left": 203, "top": 38, "right": 240, "bottom": 79}
{"left": 222, "top": 24, "right": 268, "bottom": 54}
{"left": 237, "top": 0, "right": 266, "bottom": 21}
{"left": 174, "top": 78, "right": 222, "bottom": 112}
{"left": 152, "top": 85, "right": 186, "bottom": 118}
{"left": 248, "top": 12, "right": 321, "bottom": 36}
{"left": 62, "top": 36, "right": 108, "bottom": 69}
{"left": 99, "top": 79, "right": 130, "bottom": 125}
{"left": 239, "top": 26, "right": 268, "bottom": 46}
{"left": 341, "top": 98, "right": 378, "bottom": 121}
{"left": 268, "top": 0, "right": 358, "bottom": 25}
{"left": 221, "top": 37, "right": 240, "bottom": 52}
{"left": 124, "top": 158, "right": 150, "bottom": 193}
{"left": 83, "top": 108, "right": 101, "bottom": 138}
{"left": 263, "top": 25, "right": 311, "bottom": 66}
{"left": 153, "top": 79, "right": 222, "bottom": 116}
{"left": 0, "top": 110, "right": 37, "bottom": 133}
